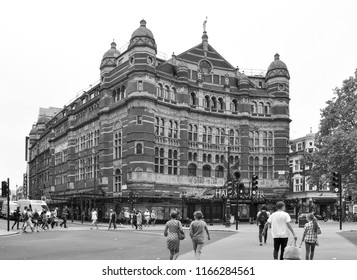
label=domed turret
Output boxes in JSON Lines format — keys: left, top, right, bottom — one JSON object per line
{"left": 128, "top": 19, "right": 157, "bottom": 53}
{"left": 265, "top": 53, "right": 290, "bottom": 96}
{"left": 237, "top": 72, "right": 249, "bottom": 91}
{"left": 265, "top": 53, "right": 290, "bottom": 81}
{"left": 100, "top": 41, "right": 121, "bottom": 75}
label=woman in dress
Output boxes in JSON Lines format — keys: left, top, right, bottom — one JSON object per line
{"left": 164, "top": 211, "right": 183, "bottom": 260}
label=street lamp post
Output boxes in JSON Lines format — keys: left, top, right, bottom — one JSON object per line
{"left": 225, "top": 143, "right": 231, "bottom": 228}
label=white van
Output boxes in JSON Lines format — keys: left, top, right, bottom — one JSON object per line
{"left": 1, "top": 201, "right": 19, "bottom": 219}
{"left": 17, "top": 199, "right": 50, "bottom": 218}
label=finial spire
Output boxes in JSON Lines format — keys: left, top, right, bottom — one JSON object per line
{"left": 203, "top": 16, "right": 208, "bottom": 33}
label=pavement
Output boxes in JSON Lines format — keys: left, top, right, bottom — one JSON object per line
{"left": 1, "top": 219, "right": 357, "bottom": 260}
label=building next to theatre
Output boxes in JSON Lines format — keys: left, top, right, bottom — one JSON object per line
{"left": 26, "top": 19, "right": 291, "bottom": 222}
{"left": 286, "top": 131, "right": 338, "bottom": 218}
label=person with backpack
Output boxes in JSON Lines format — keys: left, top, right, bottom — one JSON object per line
{"left": 257, "top": 205, "right": 270, "bottom": 246}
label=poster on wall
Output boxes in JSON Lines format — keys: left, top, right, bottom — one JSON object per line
{"left": 151, "top": 206, "right": 165, "bottom": 220}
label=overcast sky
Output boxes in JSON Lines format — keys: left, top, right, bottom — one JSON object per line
{"left": 1, "top": 0, "right": 356, "bottom": 190}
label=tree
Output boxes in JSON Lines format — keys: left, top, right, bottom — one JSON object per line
{"left": 306, "top": 69, "right": 357, "bottom": 187}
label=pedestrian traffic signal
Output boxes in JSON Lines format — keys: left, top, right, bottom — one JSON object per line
{"left": 227, "top": 182, "right": 233, "bottom": 198}
{"left": 1, "top": 181, "right": 8, "bottom": 197}
{"left": 331, "top": 172, "right": 340, "bottom": 193}
{"left": 252, "top": 175, "right": 258, "bottom": 195}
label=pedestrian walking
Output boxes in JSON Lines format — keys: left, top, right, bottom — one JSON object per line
{"left": 144, "top": 209, "right": 151, "bottom": 227}
{"left": 164, "top": 211, "right": 184, "bottom": 260}
{"left": 32, "top": 209, "right": 40, "bottom": 232}
{"left": 21, "top": 206, "right": 28, "bottom": 231}
{"left": 189, "top": 211, "right": 211, "bottom": 260}
{"left": 124, "top": 209, "right": 130, "bottom": 225}
{"left": 151, "top": 209, "right": 157, "bottom": 226}
{"left": 11, "top": 207, "right": 21, "bottom": 230}
{"left": 108, "top": 209, "right": 117, "bottom": 230}
{"left": 117, "top": 210, "right": 123, "bottom": 225}
{"left": 299, "top": 213, "right": 321, "bottom": 260}
{"left": 23, "top": 208, "right": 34, "bottom": 233}
{"left": 262, "top": 201, "right": 297, "bottom": 260}
{"left": 41, "top": 210, "right": 49, "bottom": 230}
{"left": 90, "top": 208, "right": 99, "bottom": 230}
{"left": 132, "top": 210, "right": 138, "bottom": 229}
{"left": 257, "top": 205, "right": 270, "bottom": 246}
{"left": 54, "top": 207, "right": 59, "bottom": 227}
{"left": 50, "top": 209, "right": 58, "bottom": 229}
{"left": 137, "top": 210, "right": 143, "bottom": 230}
{"left": 60, "top": 206, "right": 68, "bottom": 228}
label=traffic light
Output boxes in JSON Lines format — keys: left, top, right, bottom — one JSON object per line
{"left": 227, "top": 181, "right": 233, "bottom": 198}
{"left": 1, "top": 181, "right": 8, "bottom": 197}
{"left": 331, "top": 172, "right": 340, "bottom": 193}
{"left": 237, "top": 183, "right": 245, "bottom": 195}
{"left": 233, "top": 172, "right": 241, "bottom": 182}
{"left": 252, "top": 175, "right": 258, "bottom": 195}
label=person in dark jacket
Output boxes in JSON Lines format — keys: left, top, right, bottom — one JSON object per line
{"left": 11, "top": 207, "right": 21, "bottom": 230}
{"left": 60, "top": 206, "right": 68, "bottom": 228}
{"left": 108, "top": 209, "right": 117, "bottom": 230}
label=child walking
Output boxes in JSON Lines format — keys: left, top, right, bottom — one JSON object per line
{"left": 299, "top": 213, "right": 321, "bottom": 260}
{"left": 189, "top": 211, "right": 210, "bottom": 260}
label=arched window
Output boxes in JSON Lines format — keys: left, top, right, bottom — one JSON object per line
{"left": 231, "top": 99, "right": 238, "bottom": 112}
{"left": 251, "top": 102, "right": 257, "bottom": 113}
{"left": 221, "top": 128, "right": 225, "bottom": 144}
{"left": 215, "top": 166, "right": 224, "bottom": 178}
{"left": 193, "top": 152, "right": 198, "bottom": 161}
{"left": 220, "top": 155, "right": 225, "bottom": 163}
{"left": 215, "top": 128, "right": 220, "bottom": 144}
{"left": 229, "top": 129, "right": 234, "bottom": 145}
{"left": 263, "top": 157, "right": 268, "bottom": 179}
{"left": 204, "top": 95, "right": 210, "bottom": 108}
{"left": 229, "top": 155, "right": 234, "bottom": 164}
{"left": 158, "top": 84, "right": 163, "bottom": 98}
{"left": 207, "top": 154, "right": 212, "bottom": 163}
{"left": 268, "top": 132, "right": 273, "bottom": 147}
{"left": 155, "top": 117, "right": 159, "bottom": 135}
{"left": 202, "top": 153, "right": 207, "bottom": 162}
{"left": 173, "top": 121, "right": 178, "bottom": 138}
{"left": 114, "top": 169, "right": 122, "bottom": 192}
{"left": 164, "top": 85, "right": 170, "bottom": 100}
{"left": 208, "top": 127, "right": 212, "bottom": 143}
{"left": 190, "top": 92, "right": 196, "bottom": 106}
{"left": 188, "top": 124, "right": 193, "bottom": 141}
{"left": 211, "top": 96, "right": 217, "bottom": 110}
{"left": 171, "top": 87, "right": 176, "bottom": 101}
{"left": 113, "top": 131, "right": 122, "bottom": 159}
{"left": 191, "top": 125, "right": 198, "bottom": 141}
{"left": 255, "top": 157, "right": 260, "bottom": 177}
{"left": 268, "top": 157, "right": 273, "bottom": 179}
{"left": 218, "top": 98, "right": 224, "bottom": 111}
{"left": 188, "top": 152, "right": 192, "bottom": 161}
{"left": 121, "top": 85, "right": 126, "bottom": 99}
{"left": 202, "top": 165, "right": 211, "bottom": 177}
{"left": 203, "top": 126, "right": 207, "bottom": 143}
{"left": 264, "top": 103, "right": 271, "bottom": 114}
{"left": 160, "top": 118, "right": 165, "bottom": 136}
{"left": 188, "top": 163, "right": 197, "bottom": 177}
{"left": 168, "top": 149, "right": 178, "bottom": 174}
{"left": 258, "top": 102, "right": 264, "bottom": 114}
{"left": 254, "top": 131, "right": 259, "bottom": 147}
{"left": 136, "top": 143, "right": 143, "bottom": 154}
{"left": 249, "top": 156, "right": 254, "bottom": 178}
{"left": 215, "top": 154, "right": 219, "bottom": 163}
{"left": 262, "top": 131, "right": 268, "bottom": 147}
{"left": 168, "top": 120, "right": 173, "bottom": 138}
{"left": 234, "top": 130, "right": 239, "bottom": 146}
{"left": 249, "top": 131, "right": 254, "bottom": 147}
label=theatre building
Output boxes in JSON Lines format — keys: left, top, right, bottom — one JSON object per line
{"left": 27, "top": 20, "right": 291, "bottom": 222}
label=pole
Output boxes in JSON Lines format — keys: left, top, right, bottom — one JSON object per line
{"left": 339, "top": 174, "right": 342, "bottom": 230}
{"left": 235, "top": 182, "right": 239, "bottom": 230}
{"left": 7, "top": 178, "right": 10, "bottom": 232}
{"left": 225, "top": 145, "right": 231, "bottom": 227}
{"left": 93, "top": 150, "right": 96, "bottom": 208}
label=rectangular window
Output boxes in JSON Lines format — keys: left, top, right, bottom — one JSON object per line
{"left": 213, "top": 75, "right": 219, "bottom": 84}
{"left": 137, "top": 116, "right": 142, "bottom": 125}
{"left": 138, "top": 80, "right": 143, "bottom": 91}
{"left": 192, "top": 70, "right": 197, "bottom": 80}
{"left": 114, "top": 131, "right": 122, "bottom": 159}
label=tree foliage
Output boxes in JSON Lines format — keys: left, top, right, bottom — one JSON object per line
{"left": 306, "top": 69, "right": 357, "bottom": 187}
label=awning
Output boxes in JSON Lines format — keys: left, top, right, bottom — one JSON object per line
{"left": 49, "top": 188, "right": 105, "bottom": 200}
{"left": 313, "top": 197, "right": 337, "bottom": 203}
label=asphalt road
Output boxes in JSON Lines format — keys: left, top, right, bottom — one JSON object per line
{"left": 0, "top": 226, "right": 234, "bottom": 260}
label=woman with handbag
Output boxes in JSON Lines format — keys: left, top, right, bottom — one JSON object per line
{"left": 164, "top": 211, "right": 184, "bottom": 260}
{"left": 189, "top": 211, "right": 211, "bottom": 260}
{"left": 299, "top": 213, "right": 321, "bottom": 260}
